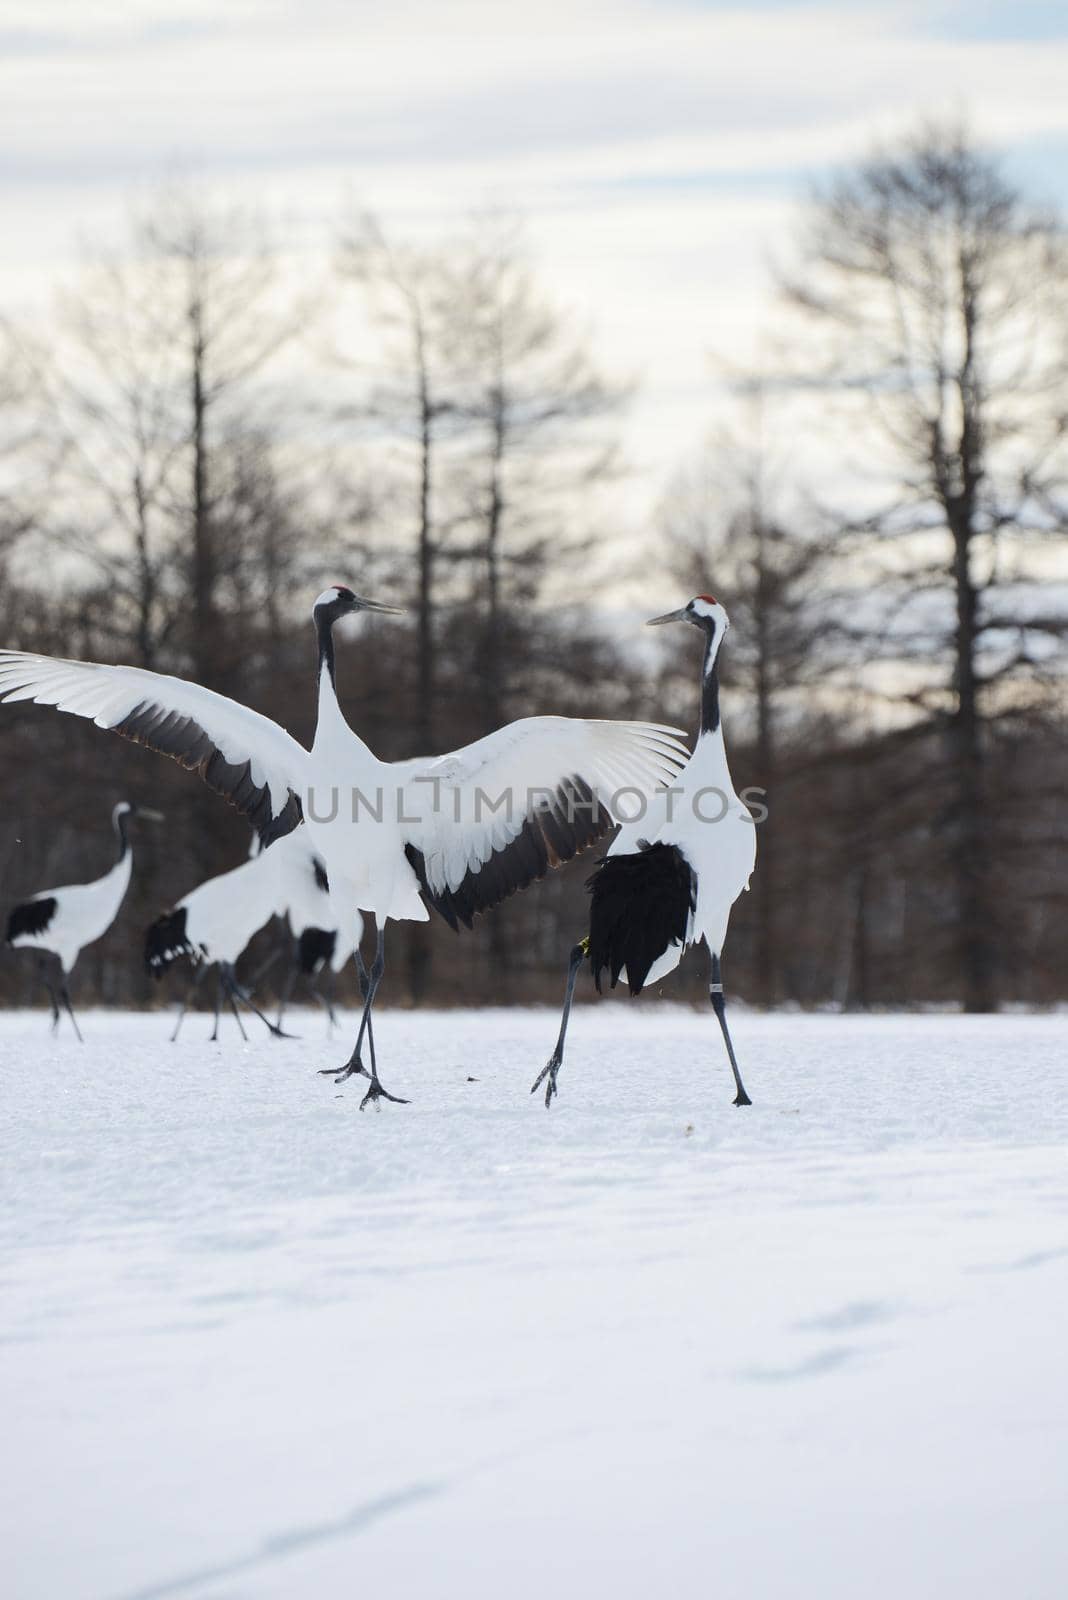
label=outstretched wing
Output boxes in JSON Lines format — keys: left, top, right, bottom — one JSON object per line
{"left": 397, "top": 717, "right": 689, "bottom": 930}
{"left": 0, "top": 651, "right": 309, "bottom": 845}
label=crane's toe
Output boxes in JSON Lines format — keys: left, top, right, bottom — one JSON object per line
{"left": 358, "top": 1075, "right": 410, "bottom": 1111}
{"left": 319, "top": 1059, "right": 371, "bottom": 1082}
{"left": 530, "top": 1054, "right": 561, "bottom": 1108}
{"left": 266, "top": 1021, "right": 298, "bottom": 1041}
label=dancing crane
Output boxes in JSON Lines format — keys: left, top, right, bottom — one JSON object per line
{"left": 145, "top": 840, "right": 298, "bottom": 1043}
{"left": 5, "top": 801, "right": 161, "bottom": 1040}
{"left": 531, "top": 596, "right": 756, "bottom": 1109}
{"left": 0, "top": 587, "right": 688, "bottom": 1106}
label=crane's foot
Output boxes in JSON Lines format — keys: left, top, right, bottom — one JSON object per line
{"left": 318, "top": 1058, "right": 371, "bottom": 1083}
{"left": 264, "top": 1020, "right": 298, "bottom": 1041}
{"left": 530, "top": 1053, "right": 561, "bottom": 1109}
{"left": 359, "top": 1072, "right": 409, "bottom": 1112}
{"left": 733, "top": 1087, "right": 752, "bottom": 1107}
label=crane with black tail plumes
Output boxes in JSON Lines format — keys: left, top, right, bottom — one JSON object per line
{"left": 532, "top": 595, "right": 757, "bottom": 1109}
{"left": 144, "top": 839, "right": 305, "bottom": 1043}
{"left": 0, "top": 586, "right": 689, "bottom": 1109}
{"left": 5, "top": 801, "right": 162, "bottom": 1040}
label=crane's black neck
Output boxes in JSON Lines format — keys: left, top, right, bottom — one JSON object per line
{"left": 699, "top": 623, "right": 723, "bottom": 737}
{"left": 113, "top": 809, "right": 131, "bottom": 863}
{"left": 316, "top": 611, "right": 337, "bottom": 689}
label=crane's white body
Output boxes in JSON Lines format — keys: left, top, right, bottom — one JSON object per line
{"left": 9, "top": 808, "right": 134, "bottom": 974}
{"left": 10, "top": 853, "right": 132, "bottom": 974}
{"left": 173, "top": 852, "right": 286, "bottom": 967}
{"left": 612, "top": 722, "right": 756, "bottom": 987}
{"left": 306, "top": 680, "right": 427, "bottom": 927}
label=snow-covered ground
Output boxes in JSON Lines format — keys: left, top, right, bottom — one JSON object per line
{"left": 2, "top": 1006, "right": 1066, "bottom": 1600}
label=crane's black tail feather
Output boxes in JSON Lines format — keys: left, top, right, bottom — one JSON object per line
{"left": 144, "top": 908, "right": 196, "bottom": 978}
{"left": 586, "top": 842, "right": 695, "bottom": 996}
{"left": 298, "top": 927, "right": 336, "bottom": 976}
{"left": 6, "top": 896, "right": 57, "bottom": 944}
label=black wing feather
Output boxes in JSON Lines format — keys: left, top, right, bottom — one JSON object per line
{"left": 405, "top": 774, "right": 613, "bottom": 931}
{"left": 113, "top": 701, "right": 302, "bottom": 847}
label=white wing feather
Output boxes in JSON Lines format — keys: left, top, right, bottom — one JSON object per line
{"left": 397, "top": 715, "right": 689, "bottom": 904}
{"left": 0, "top": 651, "right": 308, "bottom": 829}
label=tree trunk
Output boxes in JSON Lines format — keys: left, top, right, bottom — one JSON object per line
{"left": 482, "top": 381, "right": 511, "bottom": 996}
{"left": 408, "top": 319, "right": 435, "bottom": 1003}
{"left": 950, "top": 515, "right": 995, "bottom": 1011}
{"left": 133, "top": 468, "right": 156, "bottom": 670}
{"left": 414, "top": 321, "right": 435, "bottom": 755}
{"left": 845, "top": 866, "right": 871, "bottom": 1010}
{"left": 480, "top": 388, "right": 505, "bottom": 733}
{"left": 752, "top": 520, "right": 777, "bottom": 1007}
{"left": 189, "top": 294, "right": 217, "bottom": 691}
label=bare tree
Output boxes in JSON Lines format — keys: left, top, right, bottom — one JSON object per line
{"left": 454, "top": 217, "right": 626, "bottom": 731}
{"left": 138, "top": 190, "right": 310, "bottom": 691}
{"left": 660, "top": 399, "right": 833, "bottom": 1005}
{"left": 336, "top": 215, "right": 480, "bottom": 754}
{"left": 784, "top": 123, "right": 1068, "bottom": 1011}
{"left": 0, "top": 323, "right": 48, "bottom": 564}
{"left": 33, "top": 190, "right": 308, "bottom": 682}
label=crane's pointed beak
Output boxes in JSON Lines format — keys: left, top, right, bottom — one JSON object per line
{"left": 357, "top": 596, "right": 406, "bottom": 616}
{"left": 646, "top": 607, "right": 690, "bottom": 627}
{"left": 137, "top": 808, "right": 165, "bottom": 823}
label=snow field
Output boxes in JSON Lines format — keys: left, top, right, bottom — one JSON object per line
{"left": 1, "top": 1008, "right": 1066, "bottom": 1599}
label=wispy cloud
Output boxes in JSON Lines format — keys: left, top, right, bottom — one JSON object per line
{"left": 1, "top": 0, "right": 1065, "bottom": 504}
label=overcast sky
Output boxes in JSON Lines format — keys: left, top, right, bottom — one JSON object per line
{"left": 4, "top": 0, "right": 1068, "bottom": 508}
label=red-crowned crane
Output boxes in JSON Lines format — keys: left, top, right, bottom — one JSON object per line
{"left": 0, "top": 587, "right": 688, "bottom": 1106}
{"left": 5, "top": 801, "right": 161, "bottom": 1040}
{"left": 532, "top": 596, "right": 756, "bottom": 1109}
{"left": 145, "top": 837, "right": 296, "bottom": 1043}
{"left": 147, "top": 825, "right": 363, "bottom": 1042}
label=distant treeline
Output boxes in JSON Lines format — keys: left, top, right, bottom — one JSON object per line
{"left": 1, "top": 126, "right": 1065, "bottom": 1012}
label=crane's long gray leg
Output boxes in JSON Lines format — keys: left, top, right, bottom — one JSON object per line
{"left": 171, "top": 963, "right": 207, "bottom": 1043}
{"left": 221, "top": 964, "right": 250, "bottom": 1042}
{"left": 58, "top": 974, "right": 84, "bottom": 1044}
{"left": 38, "top": 955, "right": 60, "bottom": 1034}
{"left": 275, "top": 939, "right": 300, "bottom": 1031}
{"left": 317, "top": 975, "right": 339, "bottom": 1032}
{"left": 319, "top": 941, "right": 376, "bottom": 1080}
{"left": 209, "top": 967, "right": 224, "bottom": 1042}
{"left": 249, "top": 941, "right": 283, "bottom": 993}
{"left": 531, "top": 940, "right": 586, "bottom": 1108}
{"left": 710, "top": 952, "right": 751, "bottom": 1107}
{"left": 304, "top": 971, "right": 339, "bottom": 1032}
{"left": 222, "top": 964, "right": 295, "bottom": 1041}
{"left": 321, "top": 920, "right": 406, "bottom": 1110}
{"left": 355, "top": 948, "right": 376, "bottom": 1067}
